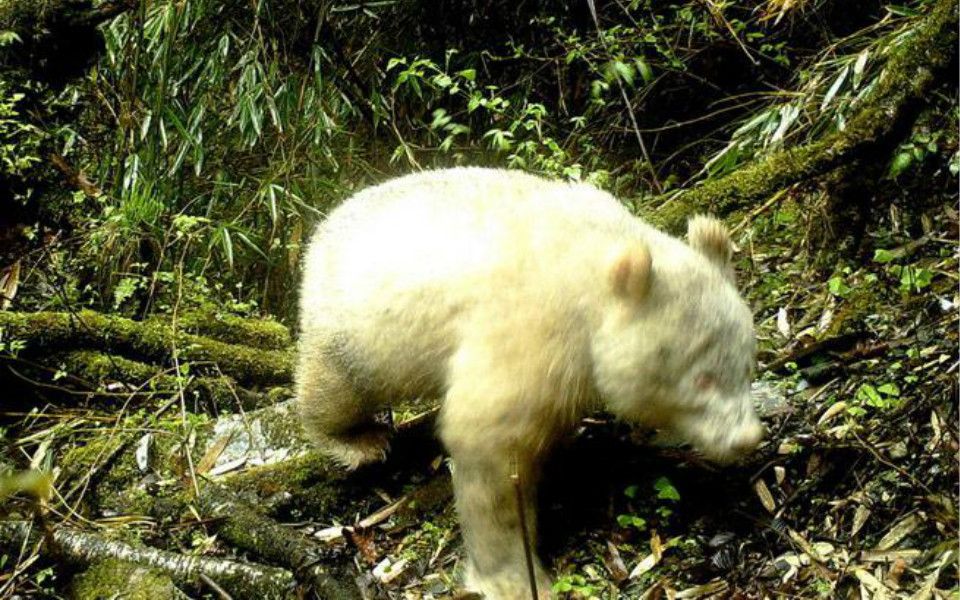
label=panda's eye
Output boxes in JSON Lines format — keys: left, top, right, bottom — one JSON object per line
{"left": 695, "top": 373, "right": 717, "bottom": 391}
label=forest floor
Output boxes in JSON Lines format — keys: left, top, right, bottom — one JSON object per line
{"left": 1, "top": 193, "right": 957, "bottom": 600}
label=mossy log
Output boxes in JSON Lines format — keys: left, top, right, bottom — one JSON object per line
{"left": 147, "top": 311, "right": 291, "bottom": 350}
{"left": 51, "top": 350, "right": 290, "bottom": 411}
{"left": 150, "top": 481, "right": 359, "bottom": 599}
{"left": 650, "top": 0, "right": 959, "bottom": 233}
{"left": 70, "top": 558, "right": 179, "bottom": 600}
{"left": 0, "top": 310, "right": 293, "bottom": 386}
{"left": 48, "top": 399, "right": 356, "bottom": 597}
{"left": 0, "top": 520, "right": 295, "bottom": 599}
{"left": 223, "top": 412, "right": 443, "bottom": 518}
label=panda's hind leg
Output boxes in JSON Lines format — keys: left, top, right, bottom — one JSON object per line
{"left": 296, "top": 349, "right": 390, "bottom": 470}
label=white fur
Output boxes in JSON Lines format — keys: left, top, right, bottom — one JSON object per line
{"left": 296, "top": 167, "right": 762, "bottom": 598}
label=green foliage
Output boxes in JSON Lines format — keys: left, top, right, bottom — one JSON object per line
{"left": 384, "top": 51, "right": 601, "bottom": 181}
{"left": 41, "top": 0, "right": 800, "bottom": 317}
{"left": 616, "top": 514, "right": 648, "bottom": 530}
{"left": 553, "top": 572, "right": 600, "bottom": 597}
{"left": 62, "top": 0, "right": 365, "bottom": 316}
{"left": 873, "top": 248, "right": 897, "bottom": 263}
{"left": 888, "top": 264, "right": 934, "bottom": 293}
{"left": 888, "top": 127, "right": 946, "bottom": 177}
{"left": 617, "top": 477, "right": 681, "bottom": 532}
{"left": 852, "top": 381, "right": 903, "bottom": 413}
{"left": 827, "top": 274, "right": 853, "bottom": 298}
{"left": 872, "top": 248, "right": 936, "bottom": 293}
{"left": 0, "top": 82, "right": 41, "bottom": 186}
{"left": 0, "top": 326, "right": 26, "bottom": 356}
{"left": 653, "top": 477, "right": 680, "bottom": 501}
{"left": 702, "top": 6, "right": 932, "bottom": 179}
{"left": 16, "top": 0, "right": 952, "bottom": 324}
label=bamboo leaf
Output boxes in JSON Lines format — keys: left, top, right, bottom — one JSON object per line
{"left": 820, "top": 65, "right": 849, "bottom": 111}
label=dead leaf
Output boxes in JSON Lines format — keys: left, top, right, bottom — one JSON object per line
{"left": 816, "top": 300, "right": 835, "bottom": 334}
{"left": 777, "top": 307, "right": 791, "bottom": 338}
{"left": 207, "top": 456, "right": 246, "bottom": 476}
{"left": 358, "top": 494, "right": 408, "bottom": 528}
{"left": 604, "top": 541, "right": 629, "bottom": 583}
{"left": 818, "top": 401, "right": 847, "bottom": 426}
{"left": 345, "top": 526, "right": 379, "bottom": 565}
{"left": 372, "top": 557, "right": 408, "bottom": 585}
{"left": 885, "top": 557, "right": 907, "bottom": 589}
{"left": 650, "top": 531, "right": 663, "bottom": 560}
{"left": 860, "top": 549, "right": 920, "bottom": 564}
{"left": 774, "top": 466, "right": 786, "bottom": 486}
{"left": 314, "top": 525, "right": 347, "bottom": 542}
{"left": 196, "top": 432, "right": 234, "bottom": 475}
{"left": 638, "top": 578, "right": 669, "bottom": 600}
{"left": 927, "top": 411, "right": 942, "bottom": 452}
{"left": 0, "top": 260, "right": 20, "bottom": 310}
{"left": 805, "top": 453, "right": 824, "bottom": 477}
{"left": 788, "top": 529, "right": 828, "bottom": 563}
{"left": 135, "top": 433, "right": 152, "bottom": 473}
{"left": 854, "top": 567, "right": 891, "bottom": 598}
{"left": 876, "top": 514, "right": 919, "bottom": 551}
{"left": 778, "top": 440, "right": 800, "bottom": 454}
{"left": 629, "top": 551, "right": 661, "bottom": 580}
{"left": 850, "top": 505, "right": 872, "bottom": 537}
{"left": 754, "top": 479, "right": 776, "bottom": 513}
{"left": 674, "top": 579, "right": 728, "bottom": 599}
{"left": 909, "top": 549, "right": 956, "bottom": 600}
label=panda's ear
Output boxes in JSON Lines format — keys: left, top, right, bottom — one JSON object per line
{"left": 609, "top": 242, "right": 652, "bottom": 302}
{"left": 687, "top": 215, "right": 735, "bottom": 281}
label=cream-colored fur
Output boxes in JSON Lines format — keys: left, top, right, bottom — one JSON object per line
{"left": 296, "top": 167, "right": 763, "bottom": 599}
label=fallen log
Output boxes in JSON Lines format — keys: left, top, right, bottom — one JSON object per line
{"left": 52, "top": 350, "right": 290, "bottom": 411}
{"left": 70, "top": 558, "right": 179, "bottom": 600}
{"left": 146, "top": 311, "right": 291, "bottom": 351}
{"left": 0, "top": 310, "right": 293, "bottom": 386}
{"left": 149, "top": 481, "right": 360, "bottom": 599}
{"left": 0, "top": 520, "right": 295, "bottom": 599}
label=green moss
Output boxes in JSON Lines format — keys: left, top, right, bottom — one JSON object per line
{"left": 58, "top": 431, "right": 138, "bottom": 505}
{"left": 0, "top": 310, "right": 294, "bottom": 386}
{"left": 149, "top": 311, "right": 291, "bottom": 350}
{"left": 57, "top": 350, "right": 159, "bottom": 382}
{"left": 266, "top": 386, "right": 294, "bottom": 404}
{"left": 225, "top": 451, "right": 340, "bottom": 502}
{"left": 55, "top": 350, "right": 287, "bottom": 411}
{"left": 649, "top": 141, "right": 830, "bottom": 234}
{"left": 389, "top": 474, "right": 454, "bottom": 531}
{"left": 70, "top": 559, "right": 178, "bottom": 600}
{"left": 142, "top": 476, "right": 354, "bottom": 598}
{"left": 58, "top": 410, "right": 217, "bottom": 516}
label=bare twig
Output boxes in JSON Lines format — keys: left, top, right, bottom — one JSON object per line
{"left": 511, "top": 464, "right": 538, "bottom": 600}
{"left": 199, "top": 573, "right": 235, "bottom": 600}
